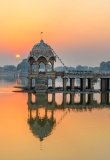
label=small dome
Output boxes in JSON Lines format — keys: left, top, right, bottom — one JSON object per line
{"left": 30, "top": 39, "right": 55, "bottom": 57}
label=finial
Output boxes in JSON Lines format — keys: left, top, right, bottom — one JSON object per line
{"left": 40, "top": 32, "right": 43, "bottom": 40}
{"left": 40, "top": 141, "right": 43, "bottom": 150}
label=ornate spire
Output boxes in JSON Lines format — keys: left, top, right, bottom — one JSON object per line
{"left": 40, "top": 32, "right": 43, "bottom": 40}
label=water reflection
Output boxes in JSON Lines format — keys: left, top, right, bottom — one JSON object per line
{"left": 0, "top": 75, "right": 15, "bottom": 82}
{"left": 28, "top": 93, "right": 56, "bottom": 141}
{"left": 0, "top": 75, "right": 16, "bottom": 93}
{"left": 27, "top": 92, "right": 110, "bottom": 141}
{"left": 1, "top": 76, "right": 110, "bottom": 159}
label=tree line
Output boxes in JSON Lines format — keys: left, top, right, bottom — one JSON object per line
{"left": 0, "top": 59, "right": 110, "bottom": 72}
{"left": 55, "top": 61, "right": 110, "bottom": 72}
{"left": 0, "top": 65, "right": 16, "bottom": 72}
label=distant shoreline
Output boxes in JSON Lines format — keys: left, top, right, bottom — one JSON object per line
{"left": 0, "top": 72, "right": 15, "bottom": 76}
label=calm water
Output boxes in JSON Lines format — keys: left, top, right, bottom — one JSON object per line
{"left": 0, "top": 75, "right": 110, "bottom": 160}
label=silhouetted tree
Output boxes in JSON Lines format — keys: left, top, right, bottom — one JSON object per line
{"left": 17, "top": 59, "right": 30, "bottom": 71}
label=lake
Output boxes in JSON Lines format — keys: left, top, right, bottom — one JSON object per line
{"left": 0, "top": 75, "right": 110, "bottom": 160}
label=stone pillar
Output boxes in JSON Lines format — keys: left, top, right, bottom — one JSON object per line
{"left": 45, "top": 108, "right": 47, "bottom": 117}
{"left": 101, "top": 93, "right": 105, "bottom": 104}
{"left": 107, "top": 78, "right": 110, "bottom": 91}
{"left": 63, "top": 93, "right": 66, "bottom": 107}
{"left": 30, "top": 64, "right": 32, "bottom": 73}
{"left": 52, "top": 63, "right": 54, "bottom": 72}
{"left": 46, "top": 63, "right": 48, "bottom": 73}
{"left": 88, "top": 78, "right": 94, "bottom": 91}
{"left": 70, "top": 93, "right": 74, "bottom": 105}
{"left": 52, "top": 93, "right": 55, "bottom": 104}
{"left": 36, "top": 62, "right": 39, "bottom": 74}
{"left": 107, "top": 92, "right": 110, "bottom": 104}
{"left": 50, "top": 110, "right": 54, "bottom": 119}
{"left": 108, "top": 78, "right": 110, "bottom": 91}
{"left": 52, "top": 77, "right": 55, "bottom": 90}
{"left": 101, "top": 93, "right": 109, "bottom": 104}
{"left": 28, "top": 93, "right": 32, "bottom": 104}
{"left": 35, "top": 94, "right": 37, "bottom": 103}
{"left": 63, "top": 78, "right": 67, "bottom": 91}
{"left": 70, "top": 78, "right": 75, "bottom": 91}
{"left": 80, "top": 78, "right": 86, "bottom": 91}
{"left": 28, "top": 78, "right": 32, "bottom": 90}
{"left": 36, "top": 109, "right": 38, "bottom": 118}
{"left": 29, "top": 110, "right": 32, "bottom": 119}
{"left": 80, "top": 93, "right": 86, "bottom": 105}
{"left": 101, "top": 78, "right": 109, "bottom": 91}
{"left": 87, "top": 94, "right": 93, "bottom": 105}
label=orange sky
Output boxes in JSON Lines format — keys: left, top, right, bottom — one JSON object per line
{"left": 0, "top": 0, "right": 110, "bottom": 67}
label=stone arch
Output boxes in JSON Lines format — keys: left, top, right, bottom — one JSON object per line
{"left": 48, "top": 57, "right": 55, "bottom": 71}
{"left": 28, "top": 57, "right": 36, "bottom": 73}
{"left": 37, "top": 56, "right": 47, "bottom": 73}
{"left": 37, "top": 56, "right": 47, "bottom": 65}
{"left": 28, "top": 57, "right": 36, "bottom": 64}
{"left": 49, "top": 56, "right": 56, "bottom": 62}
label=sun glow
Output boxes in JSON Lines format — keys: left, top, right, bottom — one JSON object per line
{"left": 16, "top": 54, "right": 20, "bottom": 58}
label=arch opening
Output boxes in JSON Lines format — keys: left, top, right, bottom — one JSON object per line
{"left": 48, "top": 94, "right": 52, "bottom": 103}
{"left": 38, "top": 62, "right": 46, "bottom": 73}
{"left": 32, "top": 78, "right": 35, "bottom": 88}
{"left": 32, "top": 62, "right": 36, "bottom": 72}
{"left": 55, "top": 77, "right": 63, "bottom": 90}
{"left": 48, "top": 62, "right": 52, "bottom": 72}
{"left": 31, "top": 93, "right": 36, "bottom": 103}
{"left": 48, "top": 79, "right": 52, "bottom": 89}
{"left": 55, "top": 93, "right": 63, "bottom": 105}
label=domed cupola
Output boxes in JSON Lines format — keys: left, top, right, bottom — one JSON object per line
{"left": 30, "top": 39, "right": 56, "bottom": 60}
{"left": 28, "top": 38, "right": 56, "bottom": 92}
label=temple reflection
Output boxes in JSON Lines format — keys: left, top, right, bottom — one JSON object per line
{"left": 27, "top": 92, "right": 110, "bottom": 141}
{"left": 28, "top": 93, "right": 56, "bottom": 141}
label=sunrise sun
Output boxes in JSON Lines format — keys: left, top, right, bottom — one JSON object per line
{"left": 16, "top": 54, "right": 20, "bottom": 58}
